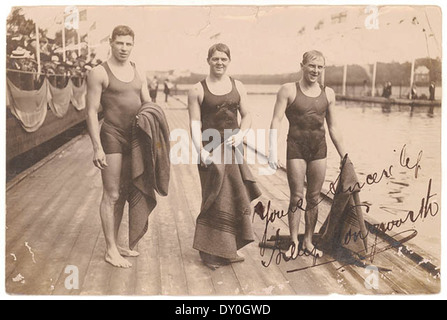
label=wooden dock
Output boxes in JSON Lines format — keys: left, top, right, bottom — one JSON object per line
{"left": 5, "top": 97, "right": 440, "bottom": 296}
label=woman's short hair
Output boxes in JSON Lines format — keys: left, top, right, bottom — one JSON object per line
{"left": 111, "top": 25, "right": 135, "bottom": 41}
{"left": 207, "top": 43, "right": 231, "bottom": 61}
{"left": 302, "top": 50, "right": 325, "bottom": 65}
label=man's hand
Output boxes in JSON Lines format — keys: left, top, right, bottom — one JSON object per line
{"left": 200, "top": 149, "right": 212, "bottom": 168}
{"left": 93, "top": 148, "right": 108, "bottom": 170}
{"left": 225, "top": 132, "right": 244, "bottom": 148}
{"left": 268, "top": 153, "right": 281, "bottom": 170}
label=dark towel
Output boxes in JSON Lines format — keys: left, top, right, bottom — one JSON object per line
{"left": 318, "top": 155, "right": 368, "bottom": 253}
{"left": 128, "top": 102, "right": 170, "bottom": 249}
{"left": 193, "top": 146, "right": 262, "bottom": 259}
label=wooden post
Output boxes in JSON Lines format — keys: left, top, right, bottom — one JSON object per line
{"left": 62, "top": 21, "right": 66, "bottom": 62}
{"left": 35, "top": 22, "right": 41, "bottom": 74}
{"left": 77, "top": 30, "right": 81, "bottom": 57}
{"left": 371, "top": 61, "right": 377, "bottom": 97}
{"left": 409, "top": 58, "right": 415, "bottom": 98}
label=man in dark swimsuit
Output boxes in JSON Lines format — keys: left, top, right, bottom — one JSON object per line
{"left": 86, "top": 25, "right": 151, "bottom": 268}
{"left": 269, "top": 50, "right": 347, "bottom": 258}
{"left": 188, "top": 43, "right": 261, "bottom": 269}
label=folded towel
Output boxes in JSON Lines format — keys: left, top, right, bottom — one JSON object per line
{"left": 319, "top": 155, "right": 368, "bottom": 253}
{"left": 128, "top": 102, "right": 170, "bottom": 249}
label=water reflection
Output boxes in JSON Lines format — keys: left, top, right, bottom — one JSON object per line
{"left": 382, "top": 103, "right": 391, "bottom": 114}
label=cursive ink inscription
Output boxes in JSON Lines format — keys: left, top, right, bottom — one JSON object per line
{"left": 256, "top": 144, "right": 438, "bottom": 271}
{"left": 343, "top": 178, "right": 439, "bottom": 247}
{"left": 255, "top": 200, "right": 320, "bottom": 268}
{"left": 400, "top": 144, "right": 423, "bottom": 179}
{"left": 328, "top": 161, "right": 393, "bottom": 196}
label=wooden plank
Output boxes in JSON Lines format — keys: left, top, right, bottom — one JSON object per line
{"left": 51, "top": 200, "right": 103, "bottom": 295}
{"left": 133, "top": 215, "right": 162, "bottom": 295}
{"left": 5, "top": 143, "right": 94, "bottom": 262}
{"left": 5, "top": 167, "right": 101, "bottom": 294}
{"left": 107, "top": 264, "right": 137, "bottom": 295}
{"left": 156, "top": 182, "right": 189, "bottom": 295}
{"left": 168, "top": 165, "right": 215, "bottom": 295}
{"left": 176, "top": 165, "right": 244, "bottom": 296}
{"left": 235, "top": 240, "right": 296, "bottom": 295}
{"left": 358, "top": 245, "right": 440, "bottom": 294}
{"left": 6, "top": 137, "right": 90, "bottom": 227}
{"left": 78, "top": 232, "right": 114, "bottom": 295}
{"left": 5, "top": 157, "right": 98, "bottom": 287}
{"left": 105, "top": 205, "right": 139, "bottom": 295}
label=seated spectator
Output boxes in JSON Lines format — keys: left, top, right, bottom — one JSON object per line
{"left": 8, "top": 47, "right": 36, "bottom": 90}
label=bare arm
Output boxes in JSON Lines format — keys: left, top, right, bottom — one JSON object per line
{"left": 187, "top": 83, "right": 210, "bottom": 165}
{"left": 227, "top": 80, "right": 251, "bottom": 147}
{"left": 137, "top": 66, "right": 151, "bottom": 103}
{"left": 86, "top": 66, "right": 107, "bottom": 169}
{"left": 325, "top": 87, "right": 347, "bottom": 159}
{"left": 268, "top": 83, "right": 293, "bottom": 168}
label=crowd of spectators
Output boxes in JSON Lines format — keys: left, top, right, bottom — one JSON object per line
{"left": 7, "top": 32, "right": 102, "bottom": 90}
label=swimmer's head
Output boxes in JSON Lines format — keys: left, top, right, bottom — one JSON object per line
{"left": 207, "top": 43, "right": 231, "bottom": 61}
{"left": 301, "top": 50, "right": 325, "bottom": 66}
{"left": 111, "top": 25, "right": 135, "bottom": 41}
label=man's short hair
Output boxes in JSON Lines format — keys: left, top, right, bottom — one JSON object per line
{"left": 302, "top": 50, "right": 325, "bottom": 65}
{"left": 111, "top": 25, "right": 135, "bottom": 41}
{"left": 207, "top": 43, "right": 231, "bottom": 61}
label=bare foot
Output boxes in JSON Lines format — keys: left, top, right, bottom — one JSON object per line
{"left": 118, "top": 246, "right": 140, "bottom": 257}
{"left": 303, "top": 241, "right": 323, "bottom": 258}
{"left": 285, "top": 242, "right": 300, "bottom": 259}
{"left": 105, "top": 250, "right": 132, "bottom": 268}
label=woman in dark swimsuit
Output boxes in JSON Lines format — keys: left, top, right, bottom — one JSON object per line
{"left": 269, "top": 50, "right": 347, "bottom": 258}
{"left": 187, "top": 43, "right": 261, "bottom": 269}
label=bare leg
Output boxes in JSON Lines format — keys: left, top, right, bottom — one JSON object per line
{"left": 303, "top": 158, "right": 327, "bottom": 258}
{"left": 115, "top": 154, "right": 140, "bottom": 257}
{"left": 100, "top": 153, "right": 132, "bottom": 268}
{"left": 285, "top": 159, "right": 307, "bottom": 258}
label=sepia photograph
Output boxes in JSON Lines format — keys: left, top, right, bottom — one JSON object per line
{"left": 3, "top": 1, "right": 443, "bottom": 299}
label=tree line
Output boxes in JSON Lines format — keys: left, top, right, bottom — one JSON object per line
{"left": 176, "top": 58, "right": 442, "bottom": 86}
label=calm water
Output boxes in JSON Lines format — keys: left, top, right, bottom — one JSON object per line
{"left": 246, "top": 91, "right": 442, "bottom": 265}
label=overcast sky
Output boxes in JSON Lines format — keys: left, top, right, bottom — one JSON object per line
{"left": 9, "top": 3, "right": 443, "bottom": 74}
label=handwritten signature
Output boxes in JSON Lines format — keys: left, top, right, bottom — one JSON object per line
{"left": 254, "top": 144, "right": 439, "bottom": 272}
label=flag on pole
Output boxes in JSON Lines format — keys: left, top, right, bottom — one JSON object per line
{"left": 314, "top": 20, "right": 324, "bottom": 30}
{"left": 79, "top": 9, "right": 87, "bottom": 22}
{"left": 210, "top": 32, "right": 221, "bottom": 40}
{"left": 89, "top": 21, "right": 96, "bottom": 31}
